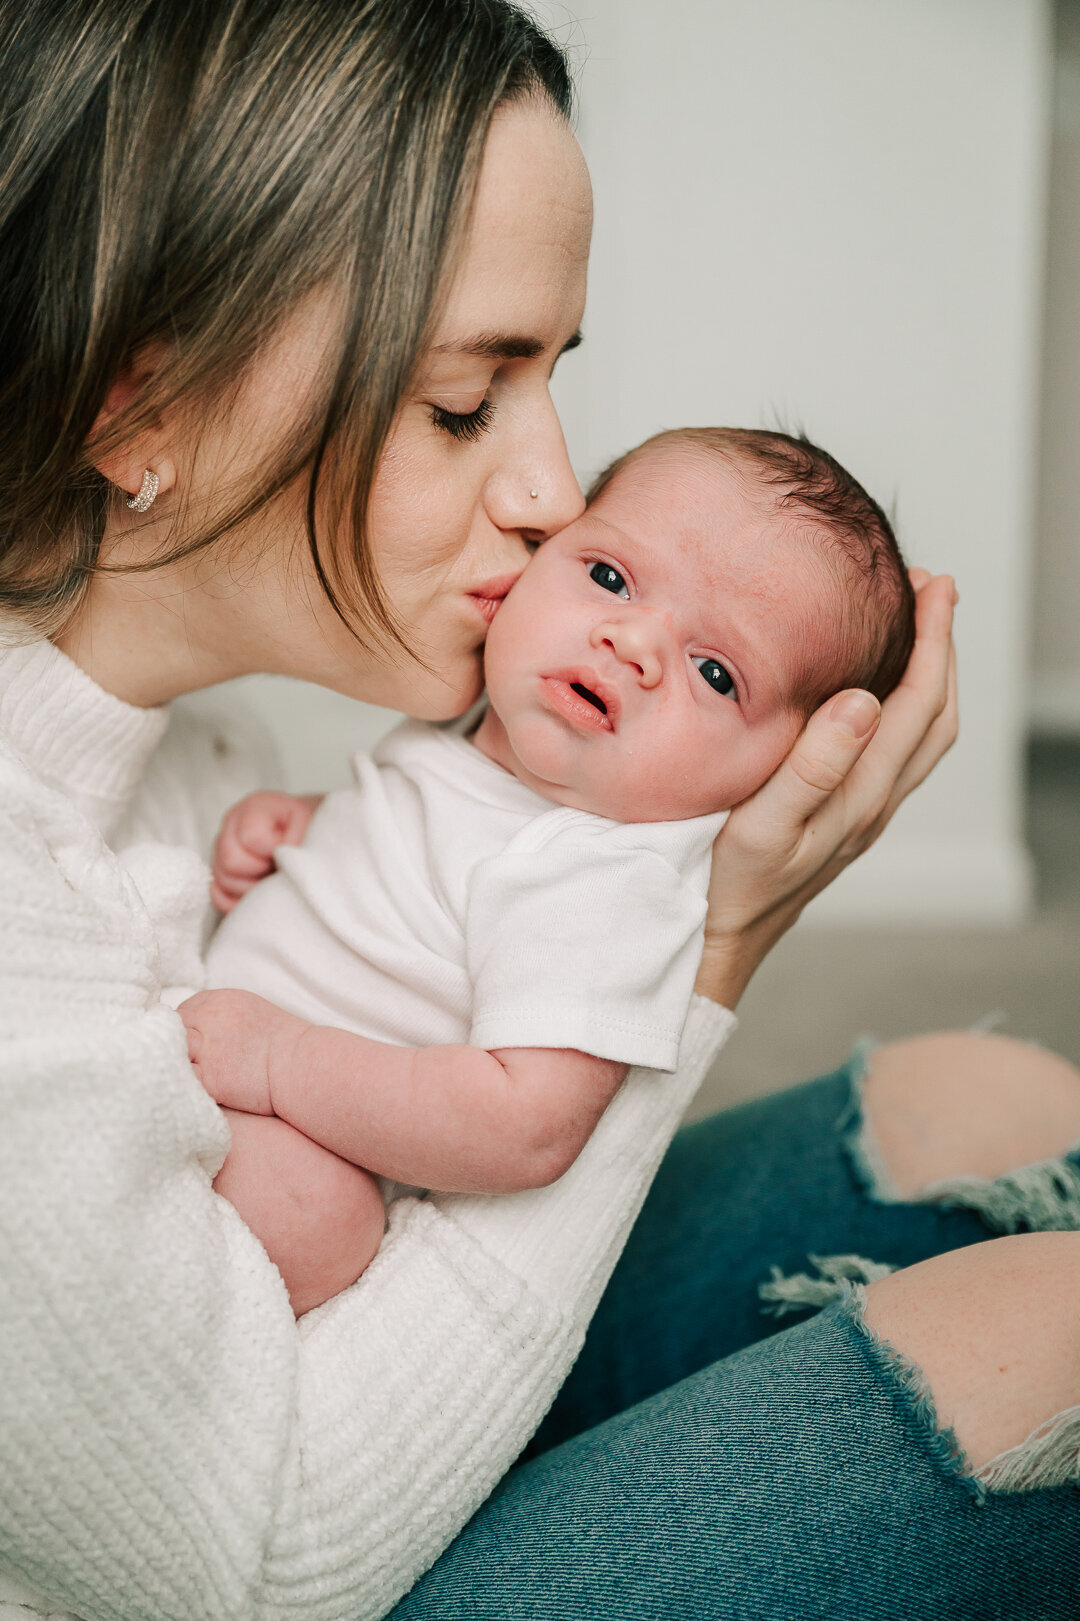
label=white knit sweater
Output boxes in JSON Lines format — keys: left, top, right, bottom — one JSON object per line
{"left": 0, "top": 635, "right": 735, "bottom": 1621}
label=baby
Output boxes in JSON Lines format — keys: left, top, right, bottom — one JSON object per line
{"left": 183, "top": 427, "right": 914, "bottom": 1312}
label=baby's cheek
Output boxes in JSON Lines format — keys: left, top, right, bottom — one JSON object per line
{"left": 726, "top": 715, "right": 804, "bottom": 804}
{"left": 608, "top": 731, "right": 725, "bottom": 821}
{"left": 673, "top": 710, "right": 779, "bottom": 816}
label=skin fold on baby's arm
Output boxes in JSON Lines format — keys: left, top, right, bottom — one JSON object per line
{"left": 181, "top": 987, "right": 626, "bottom": 1195}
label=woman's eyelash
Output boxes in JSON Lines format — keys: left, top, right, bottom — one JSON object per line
{"left": 430, "top": 398, "right": 495, "bottom": 442}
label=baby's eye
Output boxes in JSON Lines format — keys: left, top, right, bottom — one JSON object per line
{"left": 692, "top": 656, "right": 736, "bottom": 699}
{"left": 589, "top": 561, "right": 629, "bottom": 598}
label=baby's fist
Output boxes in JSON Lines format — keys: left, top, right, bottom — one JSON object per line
{"left": 211, "top": 791, "right": 322, "bottom": 913}
{"left": 179, "top": 988, "right": 306, "bottom": 1115}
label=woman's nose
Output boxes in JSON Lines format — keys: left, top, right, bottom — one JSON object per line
{"left": 589, "top": 616, "right": 663, "bottom": 689}
{"left": 486, "top": 399, "right": 585, "bottom": 541}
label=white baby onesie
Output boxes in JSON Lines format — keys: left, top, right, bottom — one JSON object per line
{"left": 206, "top": 719, "right": 725, "bottom": 1072}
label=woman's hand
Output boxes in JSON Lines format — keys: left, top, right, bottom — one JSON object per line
{"left": 695, "top": 570, "right": 957, "bottom": 1009}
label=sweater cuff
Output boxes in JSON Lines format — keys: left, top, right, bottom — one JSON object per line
{"left": 432, "top": 996, "right": 735, "bottom": 1323}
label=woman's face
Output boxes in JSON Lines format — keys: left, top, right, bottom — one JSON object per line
{"left": 364, "top": 103, "right": 592, "bottom": 717}
{"left": 208, "top": 101, "right": 591, "bottom": 717}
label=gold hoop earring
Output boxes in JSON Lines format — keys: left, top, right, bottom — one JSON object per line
{"left": 126, "top": 469, "right": 159, "bottom": 513}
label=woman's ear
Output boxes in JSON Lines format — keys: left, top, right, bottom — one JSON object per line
{"left": 86, "top": 353, "right": 177, "bottom": 505}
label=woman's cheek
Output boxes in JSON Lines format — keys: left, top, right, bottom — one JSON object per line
{"left": 437, "top": 618, "right": 487, "bottom": 701}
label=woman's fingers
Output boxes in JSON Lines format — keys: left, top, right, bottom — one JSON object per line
{"left": 874, "top": 573, "right": 954, "bottom": 740}
{"left": 886, "top": 637, "right": 958, "bottom": 810}
{"left": 812, "top": 573, "right": 955, "bottom": 830}
{"left": 725, "top": 688, "right": 881, "bottom": 857}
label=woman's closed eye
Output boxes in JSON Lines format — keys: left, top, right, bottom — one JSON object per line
{"left": 431, "top": 397, "right": 496, "bottom": 442}
{"left": 589, "top": 560, "right": 630, "bottom": 598}
{"left": 692, "top": 655, "right": 736, "bottom": 699}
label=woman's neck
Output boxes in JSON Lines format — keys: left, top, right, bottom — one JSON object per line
{"left": 53, "top": 564, "right": 252, "bottom": 709}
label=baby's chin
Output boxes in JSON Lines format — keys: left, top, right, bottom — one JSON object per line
{"left": 504, "top": 734, "right": 730, "bottom": 821}
{"left": 592, "top": 787, "right": 735, "bottom": 823}
{"left": 534, "top": 767, "right": 736, "bottom": 823}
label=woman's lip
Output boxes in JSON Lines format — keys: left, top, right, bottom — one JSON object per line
{"left": 466, "top": 572, "right": 524, "bottom": 622}
{"left": 467, "top": 593, "right": 502, "bottom": 624}
{"left": 540, "top": 673, "right": 619, "bottom": 733}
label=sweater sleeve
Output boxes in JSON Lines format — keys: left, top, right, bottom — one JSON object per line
{"left": 0, "top": 752, "right": 734, "bottom": 1621}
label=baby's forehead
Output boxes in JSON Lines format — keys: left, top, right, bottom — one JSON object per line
{"left": 596, "top": 443, "right": 831, "bottom": 593}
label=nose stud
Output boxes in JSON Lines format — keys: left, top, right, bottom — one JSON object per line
{"left": 529, "top": 489, "right": 539, "bottom": 499}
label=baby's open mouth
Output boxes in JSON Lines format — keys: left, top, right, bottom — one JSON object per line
{"left": 540, "top": 672, "right": 618, "bottom": 732}
{"left": 570, "top": 683, "right": 607, "bottom": 715}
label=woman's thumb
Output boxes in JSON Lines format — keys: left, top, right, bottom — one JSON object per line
{"left": 829, "top": 690, "right": 880, "bottom": 740}
{"left": 761, "top": 689, "right": 880, "bottom": 825}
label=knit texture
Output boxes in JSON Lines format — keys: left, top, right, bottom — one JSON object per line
{"left": 0, "top": 636, "right": 735, "bottom": 1621}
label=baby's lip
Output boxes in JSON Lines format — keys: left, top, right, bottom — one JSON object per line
{"left": 540, "top": 669, "right": 621, "bottom": 732}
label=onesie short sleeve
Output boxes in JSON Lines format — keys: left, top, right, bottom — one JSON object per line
{"left": 465, "top": 806, "right": 726, "bottom": 1071}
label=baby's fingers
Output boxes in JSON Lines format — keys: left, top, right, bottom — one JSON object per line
{"left": 233, "top": 792, "right": 320, "bottom": 856}
{"left": 214, "top": 821, "right": 275, "bottom": 878}
{"left": 210, "top": 874, "right": 258, "bottom": 914}
{"left": 211, "top": 826, "right": 275, "bottom": 913}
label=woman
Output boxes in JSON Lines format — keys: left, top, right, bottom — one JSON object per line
{"left": 0, "top": 3, "right": 1076, "bottom": 1617}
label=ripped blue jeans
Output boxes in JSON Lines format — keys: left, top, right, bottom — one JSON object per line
{"left": 390, "top": 1057, "right": 1080, "bottom": 1620}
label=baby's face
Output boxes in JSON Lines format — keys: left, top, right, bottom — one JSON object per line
{"left": 478, "top": 446, "right": 839, "bottom": 822}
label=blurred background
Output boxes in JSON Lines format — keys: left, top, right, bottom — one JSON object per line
{"left": 193, "top": 0, "right": 1080, "bottom": 1116}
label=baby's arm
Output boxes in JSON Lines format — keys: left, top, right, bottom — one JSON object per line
{"left": 181, "top": 990, "right": 626, "bottom": 1194}
{"left": 214, "top": 1107, "right": 386, "bottom": 1316}
{"left": 211, "top": 790, "right": 323, "bottom": 912}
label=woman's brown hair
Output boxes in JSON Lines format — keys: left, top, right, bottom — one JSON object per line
{"left": 0, "top": 0, "right": 573, "bottom": 637}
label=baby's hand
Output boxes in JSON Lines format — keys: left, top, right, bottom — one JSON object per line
{"left": 211, "top": 791, "right": 322, "bottom": 913}
{"left": 179, "top": 988, "right": 307, "bottom": 1115}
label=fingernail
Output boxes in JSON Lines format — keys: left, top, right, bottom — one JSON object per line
{"left": 829, "top": 690, "right": 879, "bottom": 737}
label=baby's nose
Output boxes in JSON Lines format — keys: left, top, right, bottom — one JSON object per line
{"left": 589, "top": 617, "right": 663, "bottom": 689}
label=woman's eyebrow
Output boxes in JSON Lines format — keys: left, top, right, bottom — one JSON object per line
{"left": 432, "top": 329, "right": 582, "bottom": 360}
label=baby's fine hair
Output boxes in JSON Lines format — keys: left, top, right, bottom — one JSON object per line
{"left": 587, "top": 427, "right": 916, "bottom": 714}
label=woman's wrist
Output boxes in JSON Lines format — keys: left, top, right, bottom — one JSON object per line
{"left": 694, "top": 938, "right": 753, "bottom": 1011}
{"left": 694, "top": 914, "right": 792, "bottom": 1010}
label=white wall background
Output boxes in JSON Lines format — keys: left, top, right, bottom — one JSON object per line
{"left": 546, "top": 0, "right": 1051, "bottom": 925}
{"left": 209, "top": 0, "right": 1054, "bottom": 926}
{"left": 1032, "top": 0, "right": 1080, "bottom": 729}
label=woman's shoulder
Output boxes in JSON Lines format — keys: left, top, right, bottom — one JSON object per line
{"left": 114, "top": 689, "right": 281, "bottom": 864}
{"left": 0, "top": 710, "right": 219, "bottom": 1028}
{"left": 0, "top": 740, "right": 165, "bottom": 1029}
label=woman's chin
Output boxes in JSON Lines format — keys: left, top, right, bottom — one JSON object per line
{"left": 363, "top": 647, "right": 485, "bottom": 722}
{"left": 408, "top": 667, "right": 486, "bottom": 723}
